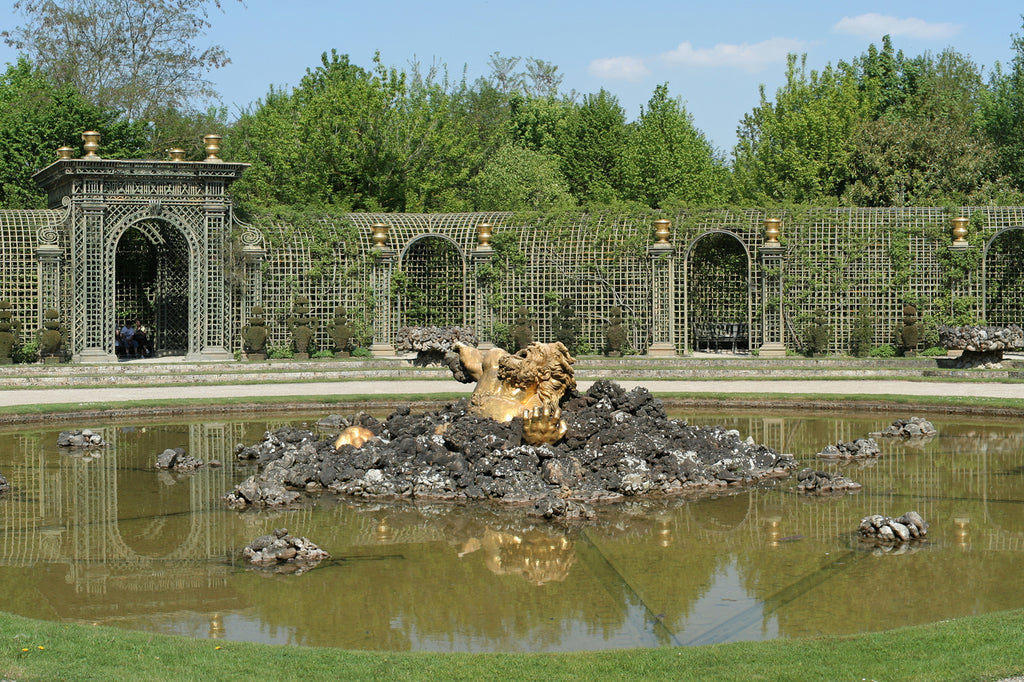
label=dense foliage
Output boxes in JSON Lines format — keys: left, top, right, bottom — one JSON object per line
{"left": 4, "top": 6, "right": 1024, "bottom": 210}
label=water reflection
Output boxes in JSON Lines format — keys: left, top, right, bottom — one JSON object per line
{"left": 0, "top": 411, "right": 1023, "bottom": 651}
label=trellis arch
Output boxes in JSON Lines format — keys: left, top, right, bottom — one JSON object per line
{"left": 396, "top": 233, "right": 468, "bottom": 327}
{"left": 680, "top": 229, "right": 753, "bottom": 353}
{"left": 982, "top": 226, "right": 1024, "bottom": 326}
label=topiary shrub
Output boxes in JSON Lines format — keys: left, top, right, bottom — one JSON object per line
{"left": 869, "top": 344, "right": 896, "bottom": 358}
{"left": 850, "top": 303, "right": 874, "bottom": 357}
{"left": 803, "top": 308, "right": 831, "bottom": 356}
{"left": 899, "top": 305, "right": 921, "bottom": 356}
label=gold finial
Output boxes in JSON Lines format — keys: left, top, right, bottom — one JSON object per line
{"left": 653, "top": 219, "right": 671, "bottom": 245}
{"left": 203, "top": 134, "right": 223, "bottom": 163}
{"left": 82, "top": 131, "right": 101, "bottom": 159}
{"left": 951, "top": 216, "right": 969, "bottom": 248}
{"left": 763, "top": 218, "right": 782, "bottom": 246}
{"left": 168, "top": 148, "right": 186, "bottom": 162}
{"left": 56, "top": 146, "right": 74, "bottom": 160}
{"left": 371, "top": 222, "right": 389, "bottom": 247}
{"left": 476, "top": 222, "right": 493, "bottom": 249}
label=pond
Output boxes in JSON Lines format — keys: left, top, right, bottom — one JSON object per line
{"left": 0, "top": 408, "right": 1022, "bottom": 652}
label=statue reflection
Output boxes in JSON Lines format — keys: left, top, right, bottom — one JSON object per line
{"left": 458, "top": 528, "right": 576, "bottom": 585}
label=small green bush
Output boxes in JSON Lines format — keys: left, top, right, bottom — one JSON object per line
{"left": 350, "top": 347, "right": 372, "bottom": 358}
{"left": 13, "top": 341, "right": 39, "bottom": 364}
{"left": 312, "top": 350, "right": 334, "bottom": 359}
{"left": 869, "top": 344, "right": 896, "bottom": 358}
{"left": 921, "top": 346, "right": 949, "bottom": 356}
{"left": 267, "top": 344, "right": 294, "bottom": 359}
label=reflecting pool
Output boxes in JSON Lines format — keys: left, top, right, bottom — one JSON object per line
{"left": 0, "top": 409, "right": 1022, "bottom": 651}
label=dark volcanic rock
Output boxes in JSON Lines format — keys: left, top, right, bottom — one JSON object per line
{"left": 242, "top": 527, "right": 329, "bottom": 573}
{"left": 818, "top": 438, "right": 882, "bottom": 460}
{"left": 793, "top": 467, "right": 862, "bottom": 495}
{"left": 872, "top": 417, "right": 937, "bottom": 440}
{"left": 223, "top": 379, "right": 797, "bottom": 509}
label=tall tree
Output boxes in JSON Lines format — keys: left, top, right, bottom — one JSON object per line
{"left": 0, "top": 58, "right": 146, "bottom": 208}
{"left": 470, "top": 143, "right": 575, "bottom": 212}
{"left": 984, "top": 19, "right": 1024, "bottom": 189}
{"left": 557, "top": 89, "right": 628, "bottom": 203}
{"left": 620, "top": 84, "right": 729, "bottom": 207}
{"left": 3, "top": 0, "right": 235, "bottom": 122}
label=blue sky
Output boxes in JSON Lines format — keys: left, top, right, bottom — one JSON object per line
{"left": 2, "top": 1, "right": 1021, "bottom": 153}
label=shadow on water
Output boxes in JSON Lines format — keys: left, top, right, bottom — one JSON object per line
{"left": 0, "top": 409, "right": 1023, "bottom": 651}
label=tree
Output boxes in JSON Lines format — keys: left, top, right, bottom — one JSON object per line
{"left": 470, "top": 143, "right": 575, "bottom": 211}
{"left": 733, "top": 55, "right": 866, "bottom": 203}
{"left": 844, "top": 49, "right": 1007, "bottom": 205}
{"left": 983, "top": 18, "right": 1024, "bottom": 189}
{"left": 0, "top": 58, "right": 146, "bottom": 208}
{"left": 3, "top": 0, "right": 235, "bottom": 122}
{"left": 557, "top": 89, "right": 628, "bottom": 203}
{"left": 620, "top": 84, "right": 729, "bottom": 207}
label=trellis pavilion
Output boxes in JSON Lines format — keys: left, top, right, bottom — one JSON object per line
{"left": 2, "top": 135, "right": 1024, "bottom": 363}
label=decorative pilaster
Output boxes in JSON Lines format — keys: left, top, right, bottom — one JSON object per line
{"left": 35, "top": 243, "right": 63, "bottom": 327}
{"left": 648, "top": 219, "right": 677, "bottom": 356}
{"left": 242, "top": 244, "right": 266, "bottom": 313}
{"left": 369, "top": 223, "right": 397, "bottom": 356}
{"left": 759, "top": 218, "right": 786, "bottom": 357}
{"left": 471, "top": 222, "right": 495, "bottom": 349}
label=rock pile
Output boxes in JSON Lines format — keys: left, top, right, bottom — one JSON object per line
{"left": 224, "top": 379, "right": 796, "bottom": 514}
{"left": 242, "top": 528, "right": 329, "bottom": 573}
{"left": 793, "top": 467, "right": 862, "bottom": 495}
{"left": 0, "top": 470, "right": 8, "bottom": 496}
{"left": 818, "top": 438, "right": 882, "bottom": 460}
{"left": 872, "top": 417, "right": 937, "bottom": 439}
{"left": 395, "top": 326, "right": 479, "bottom": 366}
{"left": 857, "top": 511, "right": 928, "bottom": 544}
{"left": 154, "top": 447, "right": 209, "bottom": 472}
{"left": 939, "top": 324, "right": 1024, "bottom": 352}
{"left": 57, "top": 429, "right": 105, "bottom": 448}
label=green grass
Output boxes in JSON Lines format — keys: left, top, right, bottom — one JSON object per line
{"left": 2, "top": 608, "right": 1023, "bottom": 681}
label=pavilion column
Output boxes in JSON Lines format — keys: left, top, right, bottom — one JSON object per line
{"left": 242, "top": 244, "right": 266, "bottom": 314}
{"left": 648, "top": 219, "right": 677, "bottom": 356}
{"left": 369, "top": 222, "right": 397, "bottom": 356}
{"left": 471, "top": 221, "right": 495, "bottom": 349}
{"left": 35, "top": 243, "right": 63, "bottom": 326}
{"left": 758, "top": 218, "right": 787, "bottom": 357}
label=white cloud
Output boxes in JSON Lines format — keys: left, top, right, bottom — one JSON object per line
{"left": 588, "top": 56, "right": 650, "bottom": 81}
{"left": 833, "top": 13, "right": 961, "bottom": 40}
{"left": 660, "top": 38, "right": 806, "bottom": 72}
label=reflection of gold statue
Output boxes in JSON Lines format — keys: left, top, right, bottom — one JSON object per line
{"left": 458, "top": 528, "right": 576, "bottom": 585}
{"left": 453, "top": 341, "right": 575, "bottom": 445}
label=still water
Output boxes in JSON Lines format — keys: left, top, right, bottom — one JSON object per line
{"left": 0, "top": 409, "right": 1022, "bottom": 652}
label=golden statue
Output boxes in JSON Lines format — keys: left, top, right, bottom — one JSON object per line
{"left": 452, "top": 341, "right": 576, "bottom": 445}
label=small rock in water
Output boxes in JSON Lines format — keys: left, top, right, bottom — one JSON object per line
{"left": 857, "top": 511, "right": 928, "bottom": 546}
{"left": 57, "top": 429, "right": 106, "bottom": 449}
{"left": 818, "top": 438, "right": 881, "bottom": 460}
{"left": 242, "top": 528, "right": 329, "bottom": 574}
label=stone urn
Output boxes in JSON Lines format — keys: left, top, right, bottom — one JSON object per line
{"left": 242, "top": 306, "right": 268, "bottom": 360}
{"left": 287, "top": 296, "right": 318, "bottom": 360}
{"left": 327, "top": 306, "right": 353, "bottom": 357}
{"left": 37, "top": 308, "right": 66, "bottom": 363}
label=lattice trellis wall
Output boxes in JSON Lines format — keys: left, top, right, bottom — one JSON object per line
{"left": 7, "top": 200, "right": 1024, "bottom": 358}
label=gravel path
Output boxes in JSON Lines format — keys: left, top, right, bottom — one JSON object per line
{"left": 0, "top": 378, "right": 1019, "bottom": 407}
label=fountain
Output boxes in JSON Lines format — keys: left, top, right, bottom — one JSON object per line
{"left": 225, "top": 341, "right": 797, "bottom": 515}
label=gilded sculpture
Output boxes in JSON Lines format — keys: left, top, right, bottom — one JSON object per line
{"left": 451, "top": 341, "right": 576, "bottom": 445}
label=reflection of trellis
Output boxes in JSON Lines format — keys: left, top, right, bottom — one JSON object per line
{"left": 984, "top": 228, "right": 1024, "bottom": 326}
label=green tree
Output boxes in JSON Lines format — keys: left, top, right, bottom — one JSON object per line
{"left": 844, "top": 49, "right": 1007, "bottom": 205}
{"left": 983, "top": 18, "right": 1024, "bottom": 189}
{"left": 557, "top": 89, "right": 628, "bottom": 203}
{"left": 0, "top": 59, "right": 146, "bottom": 208}
{"left": 3, "top": 0, "right": 236, "bottom": 122}
{"left": 620, "top": 84, "right": 728, "bottom": 207}
{"left": 733, "top": 55, "right": 866, "bottom": 203}
{"left": 470, "top": 143, "right": 575, "bottom": 211}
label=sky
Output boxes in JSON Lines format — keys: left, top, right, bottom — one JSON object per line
{"left": 1, "top": 1, "right": 1022, "bottom": 153}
